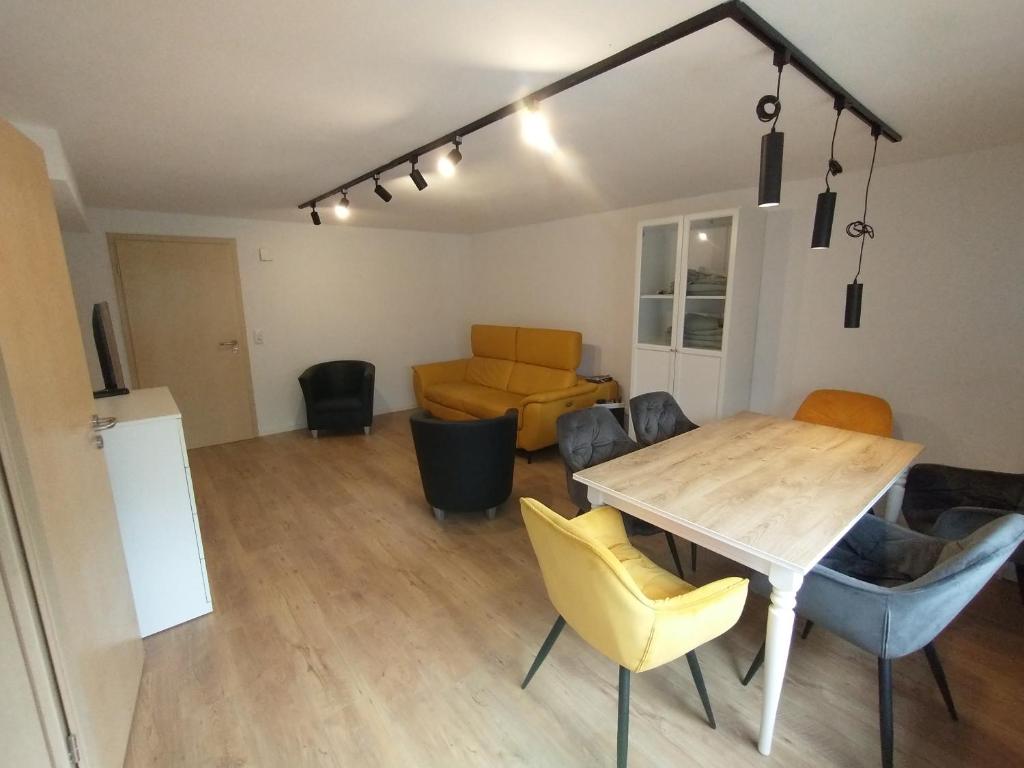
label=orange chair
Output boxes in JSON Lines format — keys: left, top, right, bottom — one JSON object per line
{"left": 793, "top": 389, "right": 893, "bottom": 438}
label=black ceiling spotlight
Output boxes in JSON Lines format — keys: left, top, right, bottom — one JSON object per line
{"left": 844, "top": 125, "right": 882, "bottom": 328}
{"left": 373, "top": 174, "right": 392, "bottom": 202}
{"left": 811, "top": 97, "right": 846, "bottom": 249}
{"left": 409, "top": 158, "right": 428, "bottom": 191}
{"left": 757, "top": 48, "right": 789, "bottom": 208}
{"left": 310, "top": 202, "right": 321, "bottom": 226}
{"left": 334, "top": 190, "right": 351, "bottom": 220}
{"left": 437, "top": 137, "right": 463, "bottom": 177}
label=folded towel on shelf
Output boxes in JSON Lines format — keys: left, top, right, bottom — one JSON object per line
{"left": 687, "top": 267, "right": 728, "bottom": 296}
{"left": 682, "top": 312, "right": 723, "bottom": 350}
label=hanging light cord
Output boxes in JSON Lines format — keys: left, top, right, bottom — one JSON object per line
{"left": 824, "top": 106, "right": 844, "bottom": 191}
{"left": 846, "top": 133, "right": 879, "bottom": 281}
{"left": 756, "top": 58, "right": 786, "bottom": 128}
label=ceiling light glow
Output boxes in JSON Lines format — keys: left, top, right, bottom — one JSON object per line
{"left": 697, "top": 231, "right": 708, "bottom": 242}
{"left": 520, "top": 103, "right": 557, "bottom": 154}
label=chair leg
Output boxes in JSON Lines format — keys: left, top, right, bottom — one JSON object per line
{"left": 878, "top": 658, "right": 894, "bottom": 768}
{"left": 432, "top": 507, "right": 445, "bottom": 522}
{"left": 1015, "top": 563, "right": 1024, "bottom": 605}
{"left": 665, "top": 532, "right": 684, "bottom": 578}
{"left": 521, "top": 616, "right": 566, "bottom": 689}
{"left": 801, "top": 619, "right": 815, "bottom": 640}
{"left": 311, "top": 429, "right": 318, "bottom": 439}
{"left": 485, "top": 506, "right": 497, "bottom": 520}
{"left": 691, "top": 541, "right": 698, "bottom": 571}
{"left": 363, "top": 425, "right": 371, "bottom": 435}
{"left": 741, "top": 642, "right": 765, "bottom": 686}
{"left": 686, "top": 651, "right": 716, "bottom": 729}
{"left": 617, "top": 666, "right": 630, "bottom": 768}
{"left": 923, "top": 642, "right": 958, "bottom": 722}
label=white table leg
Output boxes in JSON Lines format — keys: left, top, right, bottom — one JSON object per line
{"left": 758, "top": 567, "right": 803, "bottom": 756}
{"left": 586, "top": 486, "right": 606, "bottom": 507}
{"left": 883, "top": 468, "right": 908, "bottom": 523}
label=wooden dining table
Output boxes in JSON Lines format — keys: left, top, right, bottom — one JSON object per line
{"left": 573, "top": 410, "right": 923, "bottom": 756}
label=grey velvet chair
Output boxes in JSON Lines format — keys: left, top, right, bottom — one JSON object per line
{"left": 556, "top": 406, "right": 685, "bottom": 578}
{"left": 741, "top": 512, "right": 1024, "bottom": 768}
{"left": 628, "top": 391, "right": 700, "bottom": 570}
{"left": 902, "top": 462, "right": 1024, "bottom": 603}
{"left": 629, "top": 391, "right": 699, "bottom": 448}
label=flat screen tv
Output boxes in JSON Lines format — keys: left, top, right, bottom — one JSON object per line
{"left": 92, "top": 301, "right": 129, "bottom": 398}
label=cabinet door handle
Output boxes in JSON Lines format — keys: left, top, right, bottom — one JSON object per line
{"left": 91, "top": 414, "right": 117, "bottom": 431}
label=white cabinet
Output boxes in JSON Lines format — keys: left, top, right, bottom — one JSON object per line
{"left": 630, "top": 208, "right": 765, "bottom": 423}
{"left": 98, "top": 388, "right": 211, "bottom": 636}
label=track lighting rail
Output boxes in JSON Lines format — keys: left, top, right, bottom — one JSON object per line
{"left": 298, "top": 0, "right": 901, "bottom": 211}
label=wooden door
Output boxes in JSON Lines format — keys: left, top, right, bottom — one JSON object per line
{"left": 0, "top": 119, "right": 143, "bottom": 767}
{"left": 110, "top": 235, "right": 257, "bottom": 448}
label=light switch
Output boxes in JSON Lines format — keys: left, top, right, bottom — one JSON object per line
{"left": 258, "top": 248, "right": 273, "bottom": 262}
{"left": 253, "top": 329, "right": 264, "bottom": 345}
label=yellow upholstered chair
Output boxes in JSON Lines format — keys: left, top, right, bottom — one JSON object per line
{"left": 520, "top": 498, "right": 748, "bottom": 767}
{"left": 793, "top": 388, "right": 893, "bottom": 438}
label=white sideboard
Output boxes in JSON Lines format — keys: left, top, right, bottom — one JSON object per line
{"left": 98, "top": 387, "right": 211, "bottom": 636}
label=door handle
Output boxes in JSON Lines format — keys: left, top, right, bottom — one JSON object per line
{"left": 219, "top": 340, "right": 240, "bottom": 353}
{"left": 91, "top": 414, "right": 117, "bottom": 431}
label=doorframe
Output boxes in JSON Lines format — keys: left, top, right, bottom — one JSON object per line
{"left": 0, "top": 353, "right": 77, "bottom": 768}
{"left": 107, "top": 233, "right": 259, "bottom": 441}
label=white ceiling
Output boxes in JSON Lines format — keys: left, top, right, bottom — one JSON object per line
{"left": 2, "top": 0, "right": 1023, "bottom": 233}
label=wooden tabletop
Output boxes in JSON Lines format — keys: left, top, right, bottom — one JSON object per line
{"left": 574, "top": 411, "right": 923, "bottom": 573}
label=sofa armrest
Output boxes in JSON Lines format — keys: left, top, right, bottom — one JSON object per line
{"left": 519, "top": 381, "right": 598, "bottom": 407}
{"left": 411, "top": 359, "right": 469, "bottom": 407}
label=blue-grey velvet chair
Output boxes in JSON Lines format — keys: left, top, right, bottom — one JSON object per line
{"left": 902, "top": 462, "right": 1024, "bottom": 603}
{"left": 627, "top": 391, "right": 700, "bottom": 570}
{"left": 741, "top": 512, "right": 1024, "bottom": 768}
{"left": 556, "top": 406, "right": 685, "bottom": 578}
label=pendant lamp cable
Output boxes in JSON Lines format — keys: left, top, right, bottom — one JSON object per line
{"left": 824, "top": 102, "right": 844, "bottom": 192}
{"left": 846, "top": 130, "right": 880, "bottom": 281}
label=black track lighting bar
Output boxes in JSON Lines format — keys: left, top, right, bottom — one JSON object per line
{"left": 298, "top": 0, "right": 901, "bottom": 210}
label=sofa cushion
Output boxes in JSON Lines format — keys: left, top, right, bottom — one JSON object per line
{"left": 507, "top": 362, "right": 577, "bottom": 396}
{"left": 515, "top": 327, "right": 582, "bottom": 370}
{"left": 465, "top": 356, "right": 514, "bottom": 390}
{"left": 471, "top": 324, "right": 517, "bottom": 361}
{"left": 425, "top": 382, "right": 522, "bottom": 420}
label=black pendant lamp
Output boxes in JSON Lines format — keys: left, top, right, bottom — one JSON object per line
{"left": 757, "top": 49, "right": 789, "bottom": 207}
{"left": 844, "top": 126, "right": 882, "bottom": 328}
{"left": 812, "top": 98, "right": 845, "bottom": 249}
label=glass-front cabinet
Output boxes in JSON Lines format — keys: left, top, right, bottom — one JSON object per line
{"left": 631, "top": 208, "right": 764, "bottom": 426}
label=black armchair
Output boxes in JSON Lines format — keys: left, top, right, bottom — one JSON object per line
{"left": 902, "top": 462, "right": 1024, "bottom": 601}
{"left": 298, "top": 360, "right": 375, "bottom": 437}
{"left": 410, "top": 409, "right": 517, "bottom": 521}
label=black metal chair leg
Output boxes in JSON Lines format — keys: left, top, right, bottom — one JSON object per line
{"left": 665, "top": 532, "right": 684, "bottom": 578}
{"left": 521, "top": 616, "right": 566, "bottom": 689}
{"left": 801, "top": 619, "right": 815, "bottom": 640}
{"left": 686, "top": 651, "right": 716, "bottom": 729}
{"left": 690, "top": 541, "right": 698, "bottom": 571}
{"left": 741, "top": 642, "right": 765, "bottom": 686}
{"left": 1015, "top": 563, "right": 1024, "bottom": 605}
{"left": 617, "top": 666, "right": 630, "bottom": 768}
{"left": 922, "top": 643, "right": 958, "bottom": 722}
{"left": 878, "top": 657, "right": 894, "bottom": 768}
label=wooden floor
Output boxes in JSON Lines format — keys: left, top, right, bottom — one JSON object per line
{"left": 125, "top": 411, "right": 1024, "bottom": 768}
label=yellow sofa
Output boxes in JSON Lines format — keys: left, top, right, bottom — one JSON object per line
{"left": 412, "top": 325, "right": 602, "bottom": 452}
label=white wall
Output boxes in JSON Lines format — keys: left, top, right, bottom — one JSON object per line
{"left": 62, "top": 210, "right": 470, "bottom": 435}
{"left": 464, "top": 143, "right": 1024, "bottom": 472}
